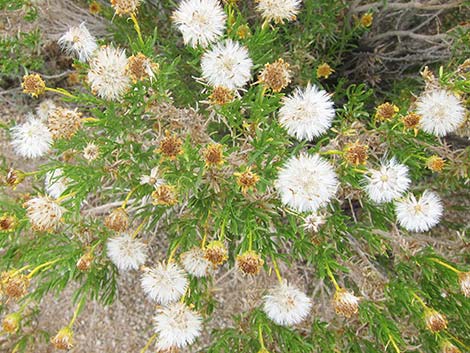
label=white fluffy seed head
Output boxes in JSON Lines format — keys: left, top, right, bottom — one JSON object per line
{"left": 395, "top": 190, "right": 443, "bottom": 232}
{"left": 44, "top": 169, "right": 70, "bottom": 199}
{"left": 58, "top": 22, "right": 98, "bottom": 62}
{"left": 364, "top": 158, "right": 411, "bottom": 203}
{"left": 153, "top": 302, "right": 203, "bottom": 350}
{"left": 256, "top": 0, "right": 302, "bottom": 24}
{"left": 106, "top": 234, "right": 148, "bottom": 271}
{"left": 279, "top": 84, "right": 335, "bottom": 141}
{"left": 263, "top": 281, "right": 312, "bottom": 326}
{"left": 180, "top": 248, "right": 211, "bottom": 278}
{"left": 36, "top": 99, "right": 56, "bottom": 121}
{"left": 276, "top": 154, "right": 338, "bottom": 212}
{"left": 24, "top": 196, "right": 64, "bottom": 232}
{"left": 87, "top": 46, "right": 131, "bottom": 100}
{"left": 201, "top": 39, "right": 253, "bottom": 89}
{"left": 173, "top": 0, "right": 226, "bottom": 48}
{"left": 416, "top": 89, "right": 466, "bottom": 137}
{"left": 141, "top": 262, "right": 188, "bottom": 304}
{"left": 10, "top": 117, "right": 52, "bottom": 159}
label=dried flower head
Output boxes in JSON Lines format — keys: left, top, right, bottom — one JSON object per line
{"left": 10, "top": 117, "right": 52, "bottom": 159}
{"left": 6, "top": 169, "right": 25, "bottom": 189}
{"left": 173, "top": 0, "right": 227, "bottom": 48}
{"left": 24, "top": 196, "right": 65, "bottom": 232}
{"left": 47, "top": 107, "right": 82, "bottom": 140}
{"left": 0, "top": 271, "right": 30, "bottom": 300}
{"left": 425, "top": 309, "right": 447, "bottom": 333}
{"left": 141, "top": 262, "right": 188, "bottom": 304}
{"left": 235, "top": 168, "right": 260, "bottom": 193}
{"left": 442, "top": 341, "right": 462, "bottom": 353}
{"left": 316, "top": 63, "right": 334, "bottom": 79}
{"left": 344, "top": 141, "right": 368, "bottom": 166}
{"left": 459, "top": 272, "right": 470, "bottom": 297}
{"left": 87, "top": 46, "right": 131, "bottom": 100}
{"left": 180, "top": 248, "right": 211, "bottom": 278}
{"left": 126, "top": 53, "right": 159, "bottom": 82}
{"left": 51, "top": 326, "right": 74, "bottom": 350}
{"left": 209, "top": 86, "right": 234, "bottom": 105}
{"left": 256, "top": 0, "right": 301, "bottom": 24}
{"left": 152, "top": 185, "right": 178, "bottom": 206}
{"left": 89, "top": 1, "right": 101, "bottom": 14}
{"left": 76, "top": 252, "right": 94, "bottom": 272}
{"left": 263, "top": 281, "right": 312, "bottom": 326}
{"left": 83, "top": 142, "right": 100, "bottom": 161}
{"left": 303, "top": 213, "right": 326, "bottom": 233}
{"left": 333, "top": 288, "right": 360, "bottom": 318}
{"left": 0, "top": 214, "right": 17, "bottom": 232}
{"left": 111, "top": 0, "right": 141, "bottom": 16}
{"left": 259, "top": 58, "right": 292, "bottom": 92}
{"left": 360, "top": 13, "right": 373, "bottom": 27}
{"left": 104, "top": 207, "right": 129, "bottom": 232}
{"left": 279, "top": 84, "right": 335, "bottom": 141}
{"left": 107, "top": 233, "right": 148, "bottom": 271}
{"left": 416, "top": 89, "right": 466, "bottom": 137}
{"left": 201, "top": 39, "right": 253, "bottom": 89}
{"left": 375, "top": 102, "right": 399, "bottom": 121}
{"left": 158, "top": 132, "right": 183, "bottom": 159}
{"left": 2, "top": 313, "right": 21, "bottom": 333}
{"left": 204, "top": 240, "right": 228, "bottom": 267}
{"left": 426, "top": 156, "right": 445, "bottom": 173}
{"left": 276, "top": 154, "right": 338, "bottom": 212}
{"left": 237, "top": 251, "right": 264, "bottom": 275}
{"left": 203, "top": 143, "right": 224, "bottom": 167}
{"left": 402, "top": 112, "right": 421, "bottom": 131}
{"left": 22, "top": 74, "right": 45, "bottom": 97}
{"left": 153, "top": 302, "right": 202, "bottom": 350}
{"left": 395, "top": 190, "right": 443, "bottom": 232}
{"left": 58, "top": 22, "right": 98, "bottom": 62}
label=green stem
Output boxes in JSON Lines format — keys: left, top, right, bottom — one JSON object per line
{"left": 258, "top": 324, "right": 266, "bottom": 349}
{"left": 45, "top": 87, "right": 77, "bottom": 99}
{"left": 271, "top": 256, "right": 283, "bottom": 284}
{"left": 430, "top": 258, "right": 461, "bottom": 274}
{"left": 130, "top": 13, "right": 144, "bottom": 46}
{"left": 27, "top": 258, "right": 63, "bottom": 279}
{"left": 68, "top": 296, "right": 86, "bottom": 328}
{"left": 388, "top": 334, "right": 401, "bottom": 353}
{"left": 325, "top": 264, "right": 340, "bottom": 291}
{"left": 140, "top": 333, "right": 157, "bottom": 353}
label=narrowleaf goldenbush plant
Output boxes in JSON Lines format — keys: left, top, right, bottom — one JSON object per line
{"left": 1, "top": 0, "right": 470, "bottom": 352}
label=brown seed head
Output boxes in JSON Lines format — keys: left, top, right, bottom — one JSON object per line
{"left": 442, "top": 341, "right": 462, "bottom": 353}
{"left": 126, "top": 53, "right": 159, "bottom": 83}
{"left": 22, "top": 74, "right": 45, "bottom": 97}
{"left": 152, "top": 185, "right": 178, "bottom": 206}
{"left": 209, "top": 86, "right": 234, "bottom": 106}
{"left": 1, "top": 271, "right": 30, "bottom": 300}
{"left": 104, "top": 207, "right": 129, "bottom": 232}
{"left": 89, "top": 1, "right": 101, "bottom": 14}
{"left": 51, "top": 326, "right": 74, "bottom": 350}
{"left": 375, "top": 102, "right": 399, "bottom": 121}
{"left": 344, "top": 141, "right": 368, "bottom": 166}
{"left": 203, "top": 144, "right": 224, "bottom": 167}
{"left": 2, "top": 313, "right": 21, "bottom": 333}
{"left": 258, "top": 58, "right": 291, "bottom": 92}
{"left": 236, "top": 24, "right": 251, "bottom": 39}
{"left": 0, "top": 214, "right": 17, "bottom": 232}
{"left": 204, "top": 241, "right": 228, "bottom": 267}
{"left": 47, "top": 107, "right": 82, "bottom": 140}
{"left": 157, "top": 132, "right": 183, "bottom": 159}
{"left": 76, "top": 253, "right": 94, "bottom": 272}
{"left": 402, "top": 112, "right": 421, "bottom": 130}
{"left": 425, "top": 310, "right": 448, "bottom": 333}
{"left": 333, "top": 288, "right": 360, "bottom": 318}
{"left": 426, "top": 156, "right": 445, "bottom": 173}
{"left": 110, "top": 0, "right": 141, "bottom": 16}
{"left": 235, "top": 168, "right": 260, "bottom": 192}
{"left": 236, "top": 251, "right": 264, "bottom": 275}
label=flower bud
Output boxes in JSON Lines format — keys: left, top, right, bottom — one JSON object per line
{"left": 458, "top": 272, "right": 470, "bottom": 297}
{"left": 425, "top": 309, "right": 447, "bottom": 333}
{"left": 204, "top": 241, "right": 228, "bottom": 267}
{"left": 236, "top": 251, "right": 264, "bottom": 275}
{"left": 104, "top": 207, "right": 129, "bottom": 232}
{"left": 51, "top": 326, "right": 74, "bottom": 350}
{"left": 333, "top": 288, "right": 360, "bottom": 318}
{"left": 2, "top": 312, "right": 21, "bottom": 333}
